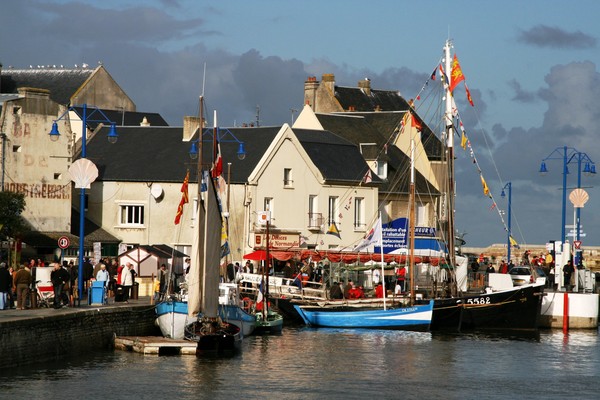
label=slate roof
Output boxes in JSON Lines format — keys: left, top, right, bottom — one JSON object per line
{"left": 72, "top": 106, "right": 169, "bottom": 129}
{"left": 1, "top": 68, "right": 94, "bottom": 105}
{"left": 335, "top": 86, "right": 412, "bottom": 111}
{"left": 293, "top": 128, "right": 382, "bottom": 184}
{"left": 86, "top": 125, "right": 379, "bottom": 187}
{"left": 314, "top": 113, "right": 438, "bottom": 195}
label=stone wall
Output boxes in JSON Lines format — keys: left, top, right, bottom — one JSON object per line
{"left": 0, "top": 305, "right": 160, "bottom": 369}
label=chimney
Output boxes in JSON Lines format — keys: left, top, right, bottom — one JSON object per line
{"left": 17, "top": 87, "right": 51, "bottom": 99}
{"left": 358, "top": 78, "right": 371, "bottom": 96}
{"left": 322, "top": 73, "right": 335, "bottom": 94}
{"left": 140, "top": 116, "right": 150, "bottom": 126}
{"left": 183, "top": 116, "right": 203, "bottom": 141}
{"left": 303, "top": 76, "right": 319, "bottom": 108}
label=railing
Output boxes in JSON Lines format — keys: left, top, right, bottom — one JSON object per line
{"left": 308, "top": 212, "right": 323, "bottom": 229}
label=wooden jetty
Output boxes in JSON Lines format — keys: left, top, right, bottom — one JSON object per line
{"left": 114, "top": 336, "right": 197, "bottom": 355}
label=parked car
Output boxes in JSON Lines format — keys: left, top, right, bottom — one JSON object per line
{"left": 508, "top": 266, "right": 546, "bottom": 286}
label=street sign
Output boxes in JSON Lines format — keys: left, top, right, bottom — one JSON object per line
{"left": 574, "top": 240, "right": 582, "bottom": 249}
{"left": 57, "top": 236, "right": 70, "bottom": 249}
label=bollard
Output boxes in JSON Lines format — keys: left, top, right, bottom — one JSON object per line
{"left": 562, "top": 291, "right": 569, "bottom": 334}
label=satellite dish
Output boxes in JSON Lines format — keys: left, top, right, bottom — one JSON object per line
{"left": 68, "top": 159, "right": 98, "bottom": 189}
{"left": 150, "top": 183, "right": 163, "bottom": 200}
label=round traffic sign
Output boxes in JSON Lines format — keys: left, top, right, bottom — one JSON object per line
{"left": 58, "top": 236, "right": 70, "bottom": 249}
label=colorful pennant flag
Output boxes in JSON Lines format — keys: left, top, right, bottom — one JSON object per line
{"left": 465, "top": 83, "right": 475, "bottom": 106}
{"left": 509, "top": 236, "right": 520, "bottom": 249}
{"left": 211, "top": 138, "right": 223, "bottom": 178}
{"left": 174, "top": 170, "right": 190, "bottom": 225}
{"left": 480, "top": 175, "right": 490, "bottom": 197}
{"left": 450, "top": 54, "right": 465, "bottom": 93}
{"left": 363, "top": 169, "right": 373, "bottom": 184}
{"left": 430, "top": 67, "right": 437, "bottom": 80}
{"left": 326, "top": 222, "right": 341, "bottom": 239}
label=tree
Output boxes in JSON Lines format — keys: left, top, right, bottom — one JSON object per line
{"left": 0, "top": 191, "right": 26, "bottom": 239}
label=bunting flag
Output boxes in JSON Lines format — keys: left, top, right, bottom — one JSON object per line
{"left": 509, "top": 235, "right": 520, "bottom": 249}
{"left": 363, "top": 169, "right": 373, "bottom": 184}
{"left": 211, "top": 136, "right": 223, "bottom": 178}
{"left": 450, "top": 54, "right": 465, "bottom": 93}
{"left": 459, "top": 120, "right": 468, "bottom": 150}
{"left": 439, "top": 64, "right": 449, "bottom": 86}
{"left": 411, "top": 111, "right": 422, "bottom": 131}
{"left": 221, "top": 219, "right": 230, "bottom": 258}
{"left": 489, "top": 202, "right": 497, "bottom": 211}
{"left": 480, "top": 175, "right": 490, "bottom": 197}
{"left": 430, "top": 67, "right": 437, "bottom": 80}
{"left": 326, "top": 222, "right": 341, "bottom": 239}
{"left": 353, "top": 217, "right": 382, "bottom": 252}
{"left": 174, "top": 170, "right": 190, "bottom": 225}
{"left": 465, "top": 83, "right": 475, "bottom": 106}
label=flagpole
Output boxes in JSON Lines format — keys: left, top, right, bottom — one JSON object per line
{"left": 379, "top": 212, "right": 386, "bottom": 310}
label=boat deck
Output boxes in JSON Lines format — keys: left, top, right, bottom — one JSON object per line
{"left": 114, "top": 336, "right": 197, "bottom": 355}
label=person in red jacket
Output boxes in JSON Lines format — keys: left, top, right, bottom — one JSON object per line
{"left": 375, "top": 283, "right": 384, "bottom": 298}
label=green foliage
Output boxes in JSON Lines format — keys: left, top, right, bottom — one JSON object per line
{"left": 0, "top": 191, "right": 27, "bottom": 238}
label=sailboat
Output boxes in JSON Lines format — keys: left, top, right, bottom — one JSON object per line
{"left": 252, "top": 212, "right": 284, "bottom": 334}
{"left": 293, "top": 140, "right": 434, "bottom": 331}
{"left": 185, "top": 166, "right": 241, "bottom": 355}
{"left": 428, "top": 40, "right": 544, "bottom": 332}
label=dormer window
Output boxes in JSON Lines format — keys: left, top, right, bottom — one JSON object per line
{"left": 376, "top": 160, "right": 387, "bottom": 179}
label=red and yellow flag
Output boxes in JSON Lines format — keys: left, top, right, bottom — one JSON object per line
{"left": 450, "top": 54, "right": 465, "bottom": 93}
{"left": 174, "top": 170, "right": 190, "bottom": 225}
{"left": 465, "top": 83, "right": 474, "bottom": 106}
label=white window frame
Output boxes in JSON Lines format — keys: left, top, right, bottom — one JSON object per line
{"left": 328, "top": 196, "right": 339, "bottom": 225}
{"left": 354, "top": 197, "right": 365, "bottom": 230}
{"left": 119, "top": 204, "right": 145, "bottom": 227}
{"left": 283, "top": 168, "right": 293, "bottom": 188}
{"left": 376, "top": 160, "right": 387, "bottom": 179}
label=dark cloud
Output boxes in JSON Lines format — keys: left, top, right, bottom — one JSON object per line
{"left": 517, "top": 25, "right": 596, "bottom": 49}
{"left": 35, "top": 2, "right": 206, "bottom": 45}
{"left": 508, "top": 79, "right": 537, "bottom": 103}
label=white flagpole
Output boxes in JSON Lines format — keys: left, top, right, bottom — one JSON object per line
{"left": 379, "top": 212, "right": 386, "bottom": 310}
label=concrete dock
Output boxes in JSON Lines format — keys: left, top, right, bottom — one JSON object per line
{"left": 0, "top": 296, "right": 160, "bottom": 369}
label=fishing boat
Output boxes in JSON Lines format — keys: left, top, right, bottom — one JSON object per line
{"left": 293, "top": 138, "right": 434, "bottom": 331}
{"left": 426, "top": 40, "right": 544, "bottom": 332}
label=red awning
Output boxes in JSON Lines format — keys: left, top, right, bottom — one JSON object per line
{"left": 242, "top": 250, "right": 295, "bottom": 261}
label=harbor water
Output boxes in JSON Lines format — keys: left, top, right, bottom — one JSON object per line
{"left": 2, "top": 326, "right": 600, "bottom": 399}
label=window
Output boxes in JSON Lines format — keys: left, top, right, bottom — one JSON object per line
{"left": 308, "top": 195, "right": 322, "bottom": 228}
{"left": 328, "top": 196, "right": 339, "bottom": 224}
{"left": 264, "top": 197, "right": 274, "bottom": 219}
{"left": 54, "top": 173, "right": 62, "bottom": 180}
{"left": 120, "top": 204, "right": 145, "bottom": 226}
{"left": 376, "top": 161, "right": 387, "bottom": 179}
{"left": 283, "top": 168, "right": 293, "bottom": 187}
{"left": 354, "top": 197, "right": 365, "bottom": 230}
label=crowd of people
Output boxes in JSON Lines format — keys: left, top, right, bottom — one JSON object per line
{"left": 0, "top": 257, "right": 139, "bottom": 310}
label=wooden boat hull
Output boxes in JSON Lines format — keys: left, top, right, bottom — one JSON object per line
{"left": 254, "top": 310, "right": 284, "bottom": 334}
{"left": 431, "top": 283, "right": 544, "bottom": 332}
{"left": 186, "top": 321, "right": 242, "bottom": 356}
{"left": 293, "top": 300, "right": 433, "bottom": 331}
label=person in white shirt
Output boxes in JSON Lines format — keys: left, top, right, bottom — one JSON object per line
{"left": 120, "top": 263, "right": 134, "bottom": 302}
{"left": 96, "top": 264, "right": 110, "bottom": 287}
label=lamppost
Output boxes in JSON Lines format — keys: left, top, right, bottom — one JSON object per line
{"left": 539, "top": 146, "right": 595, "bottom": 257}
{"left": 501, "top": 182, "right": 512, "bottom": 263}
{"left": 49, "top": 104, "right": 118, "bottom": 305}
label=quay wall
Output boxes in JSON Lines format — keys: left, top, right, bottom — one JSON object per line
{"left": 0, "top": 304, "right": 160, "bottom": 369}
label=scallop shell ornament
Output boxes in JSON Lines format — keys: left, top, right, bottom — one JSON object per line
{"left": 68, "top": 158, "right": 99, "bottom": 189}
{"left": 569, "top": 188, "right": 589, "bottom": 208}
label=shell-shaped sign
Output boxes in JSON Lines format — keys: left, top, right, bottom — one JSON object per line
{"left": 569, "top": 188, "right": 589, "bottom": 208}
{"left": 68, "top": 158, "right": 99, "bottom": 189}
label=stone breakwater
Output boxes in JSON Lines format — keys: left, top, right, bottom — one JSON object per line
{"left": 0, "top": 300, "right": 160, "bottom": 369}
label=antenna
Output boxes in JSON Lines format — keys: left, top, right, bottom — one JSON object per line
{"left": 201, "top": 62, "right": 207, "bottom": 97}
{"left": 255, "top": 105, "right": 260, "bottom": 127}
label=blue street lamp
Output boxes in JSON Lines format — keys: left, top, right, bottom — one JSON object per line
{"left": 49, "top": 104, "right": 118, "bottom": 305}
{"left": 539, "top": 146, "right": 595, "bottom": 257}
{"left": 501, "top": 182, "right": 512, "bottom": 263}
{"left": 188, "top": 126, "right": 246, "bottom": 161}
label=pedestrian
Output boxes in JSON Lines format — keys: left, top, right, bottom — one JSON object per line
{"left": 120, "top": 263, "right": 133, "bottom": 303}
{"left": 0, "top": 262, "right": 12, "bottom": 309}
{"left": 396, "top": 266, "right": 407, "bottom": 293}
{"left": 329, "top": 281, "right": 343, "bottom": 299}
{"left": 96, "top": 264, "right": 110, "bottom": 287}
{"left": 563, "top": 259, "right": 574, "bottom": 292}
{"left": 50, "top": 262, "right": 69, "bottom": 309}
{"left": 13, "top": 264, "right": 32, "bottom": 310}
{"left": 375, "top": 282, "right": 384, "bottom": 298}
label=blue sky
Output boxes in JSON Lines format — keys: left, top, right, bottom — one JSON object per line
{"left": 2, "top": 0, "right": 600, "bottom": 252}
